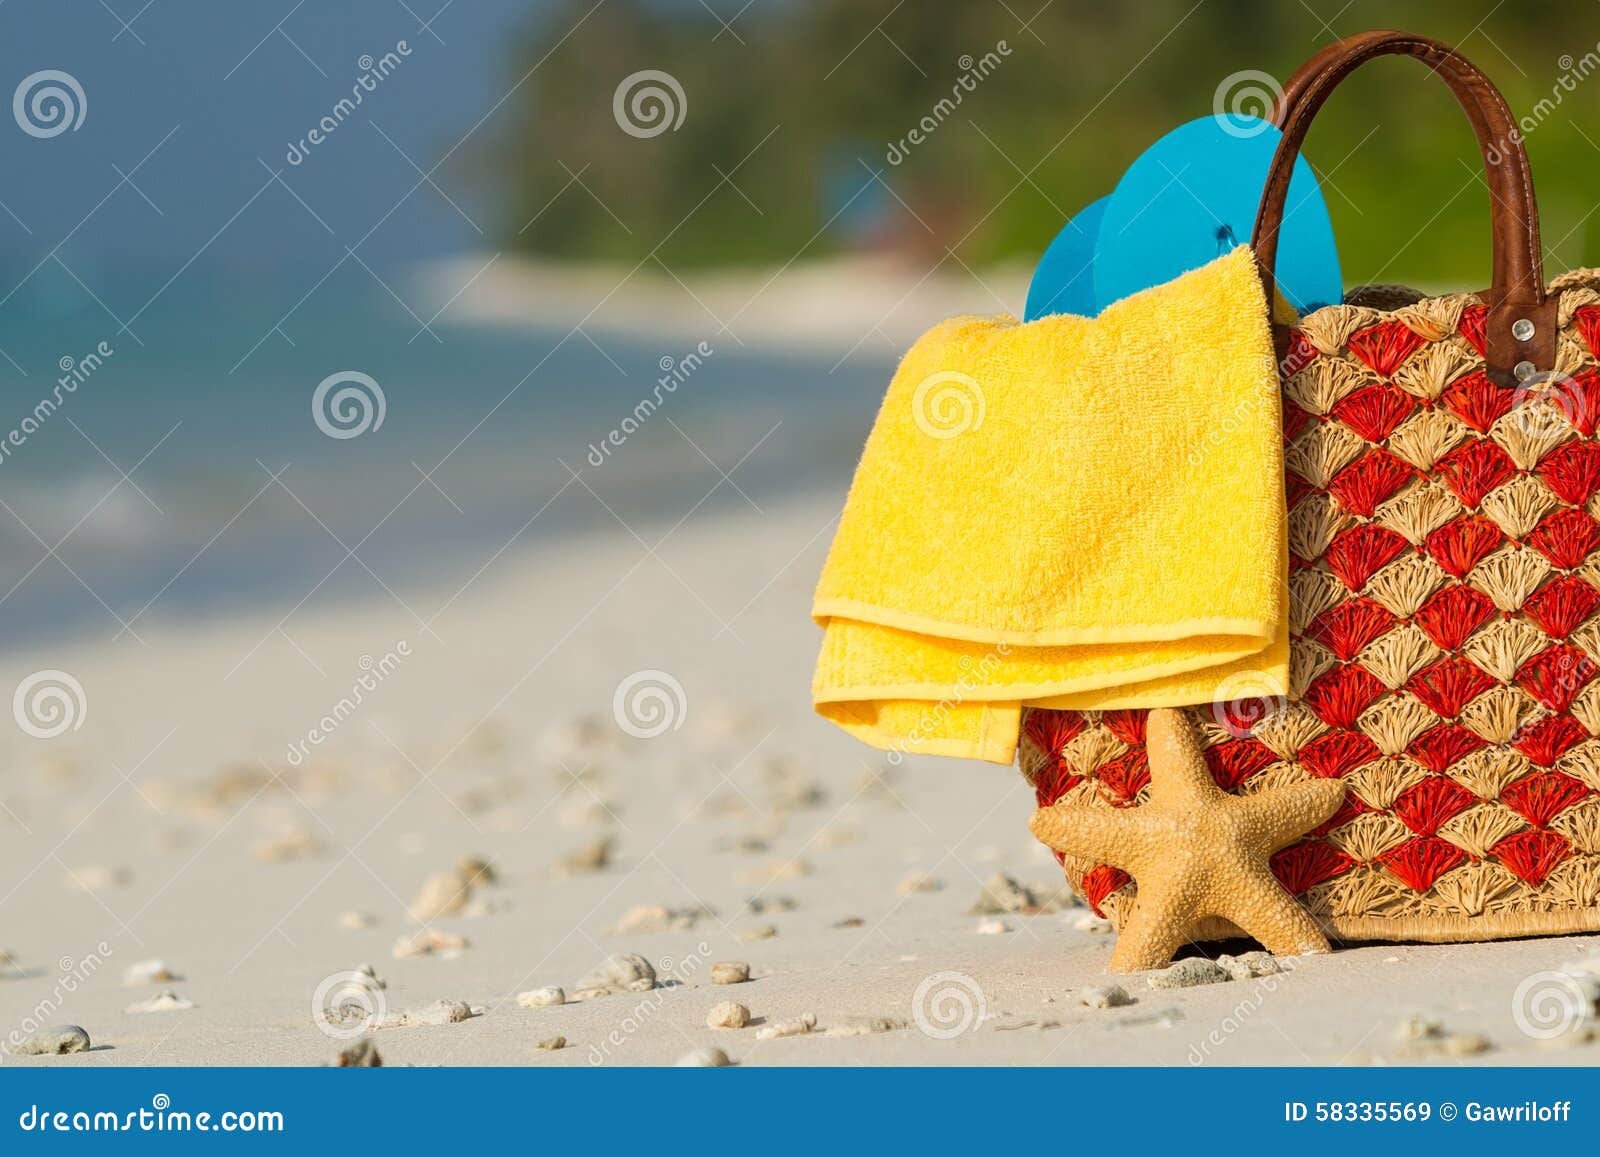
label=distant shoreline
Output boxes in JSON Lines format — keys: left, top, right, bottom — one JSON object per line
{"left": 413, "top": 253, "right": 1031, "bottom": 357}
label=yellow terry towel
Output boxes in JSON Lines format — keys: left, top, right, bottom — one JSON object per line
{"left": 812, "top": 245, "right": 1288, "bottom": 765}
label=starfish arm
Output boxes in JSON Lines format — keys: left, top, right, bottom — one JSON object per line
{"left": 1144, "top": 708, "right": 1222, "bottom": 806}
{"left": 1029, "top": 803, "right": 1140, "bottom": 867}
{"left": 1224, "top": 862, "right": 1333, "bottom": 957}
{"left": 1237, "top": 775, "right": 1347, "bottom": 854}
{"left": 1108, "top": 873, "right": 1204, "bottom": 973}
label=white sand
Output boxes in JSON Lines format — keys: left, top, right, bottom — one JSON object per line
{"left": 416, "top": 253, "right": 1032, "bottom": 357}
{"left": 2, "top": 489, "right": 1598, "bottom": 1066}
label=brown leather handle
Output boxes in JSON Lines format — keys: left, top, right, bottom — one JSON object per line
{"left": 1253, "top": 31, "right": 1555, "bottom": 383}
{"left": 1269, "top": 36, "right": 1371, "bottom": 126}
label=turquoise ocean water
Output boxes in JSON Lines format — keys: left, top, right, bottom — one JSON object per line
{"left": 0, "top": 261, "right": 885, "bottom": 644}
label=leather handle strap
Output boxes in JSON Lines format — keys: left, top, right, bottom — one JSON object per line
{"left": 1253, "top": 31, "right": 1555, "bottom": 383}
{"left": 1269, "top": 36, "right": 1370, "bottom": 126}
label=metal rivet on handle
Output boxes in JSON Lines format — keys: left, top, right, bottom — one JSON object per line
{"left": 1515, "top": 360, "right": 1538, "bottom": 382}
{"left": 1512, "top": 318, "right": 1536, "bottom": 341}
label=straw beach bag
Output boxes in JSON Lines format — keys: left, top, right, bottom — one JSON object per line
{"left": 1021, "top": 31, "right": 1600, "bottom": 945}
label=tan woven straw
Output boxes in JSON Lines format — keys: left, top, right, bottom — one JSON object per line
{"left": 1020, "top": 31, "right": 1600, "bottom": 944}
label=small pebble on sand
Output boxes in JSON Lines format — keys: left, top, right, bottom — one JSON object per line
{"left": 832, "top": 916, "right": 865, "bottom": 928}
{"left": 1439, "top": 1033, "right": 1492, "bottom": 1056}
{"left": 815, "top": 826, "right": 861, "bottom": 849}
{"left": 539, "top": 712, "right": 616, "bottom": 762}
{"left": 517, "top": 986, "right": 566, "bottom": 1008}
{"left": 559, "top": 798, "right": 616, "bottom": 830}
{"left": 737, "top": 859, "right": 811, "bottom": 885}
{"left": 1217, "top": 951, "right": 1281, "bottom": 981}
{"left": 896, "top": 871, "right": 942, "bottom": 896}
{"left": 333, "top": 1038, "right": 382, "bottom": 1067}
{"left": 123, "top": 958, "right": 179, "bottom": 985}
{"left": 738, "top": 925, "right": 778, "bottom": 942}
{"left": 1394, "top": 1015, "right": 1443, "bottom": 1043}
{"left": 676, "top": 1046, "right": 732, "bottom": 1067}
{"left": 710, "top": 961, "right": 750, "bottom": 985}
{"left": 1387, "top": 1013, "right": 1493, "bottom": 1058}
{"left": 825, "top": 1016, "right": 906, "bottom": 1037}
{"left": 970, "top": 873, "right": 1042, "bottom": 915}
{"left": 409, "top": 869, "right": 474, "bottom": 922}
{"left": 1147, "top": 958, "right": 1230, "bottom": 989}
{"left": 391, "top": 929, "right": 469, "bottom": 959}
{"left": 253, "top": 830, "right": 322, "bottom": 863}
{"left": 1073, "top": 913, "right": 1112, "bottom": 934}
{"left": 755, "top": 1013, "right": 816, "bottom": 1040}
{"left": 975, "top": 918, "right": 1012, "bottom": 935}
{"left": 13, "top": 1025, "right": 90, "bottom": 1055}
{"left": 613, "top": 903, "right": 713, "bottom": 933}
{"left": 554, "top": 836, "right": 613, "bottom": 877}
{"left": 456, "top": 855, "right": 496, "bottom": 887}
{"left": 744, "top": 895, "right": 798, "bottom": 915}
{"left": 67, "top": 865, "right": 131, "bottom": 892}
{"left": 383, "top": 1000, "right": 473, "bottom": 1028}
{"left": 766, "top": 773, "right": 827, "bottom": 814}
{"left": 706, "top": 1001, "right": 751, "bottom": 1029}
{"left": 573, "top": 952, "right": 656, "bottom": 997}
{"left": 1077, "top": 984, "right": 1135, "bottom": 1009}
{"left": 1538, "top": 1025, "right": 1600, "bottom": 1050}
{"left": 125, "top": 990, "right": 194, "bottom": 1014}
{"left": 536, "top": 1036, "right": 566, "bottom": 1050}
{"left": 338, "top": 911, "right": 377, "bottom": 930}
{"left": 1393, "top": 1029, "right": 1492, "bottom": 1059}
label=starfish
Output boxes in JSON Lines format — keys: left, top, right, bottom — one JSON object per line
{"left": 1030, "top": 708, "right": 1346, "bottom": 972}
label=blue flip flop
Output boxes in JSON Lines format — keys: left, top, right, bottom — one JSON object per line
{"left": 1024, "top": 115, "right": 1341, "bottom": 320}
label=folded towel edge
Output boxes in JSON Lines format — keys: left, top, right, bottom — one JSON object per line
{"left": 811, "top": 640, "right": 1283, "bottom": 705}
{"left": 812, "top": 599, "right": 1277, "bottom": 649}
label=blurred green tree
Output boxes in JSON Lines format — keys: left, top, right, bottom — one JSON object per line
{"left": 488, "top": 0, "right": 1600, "bottom": 287}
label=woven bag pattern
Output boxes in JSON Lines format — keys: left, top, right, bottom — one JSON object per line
{"left": 1021, "top": 272, "right": 1600, "bottom": 942}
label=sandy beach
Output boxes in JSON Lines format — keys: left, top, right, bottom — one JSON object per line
{"left": 417, "top": 253, "right": 1034, "bottom": 358}
{"left": 9, "top": 0, "right": 1600, "bottom": 1097}
{"left": 3, "top": 487, "right": 1599, "bottom": 1067}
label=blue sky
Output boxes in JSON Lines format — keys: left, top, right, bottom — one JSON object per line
{"left": 0, "top": 0, "right": 555, "bottom": 271}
